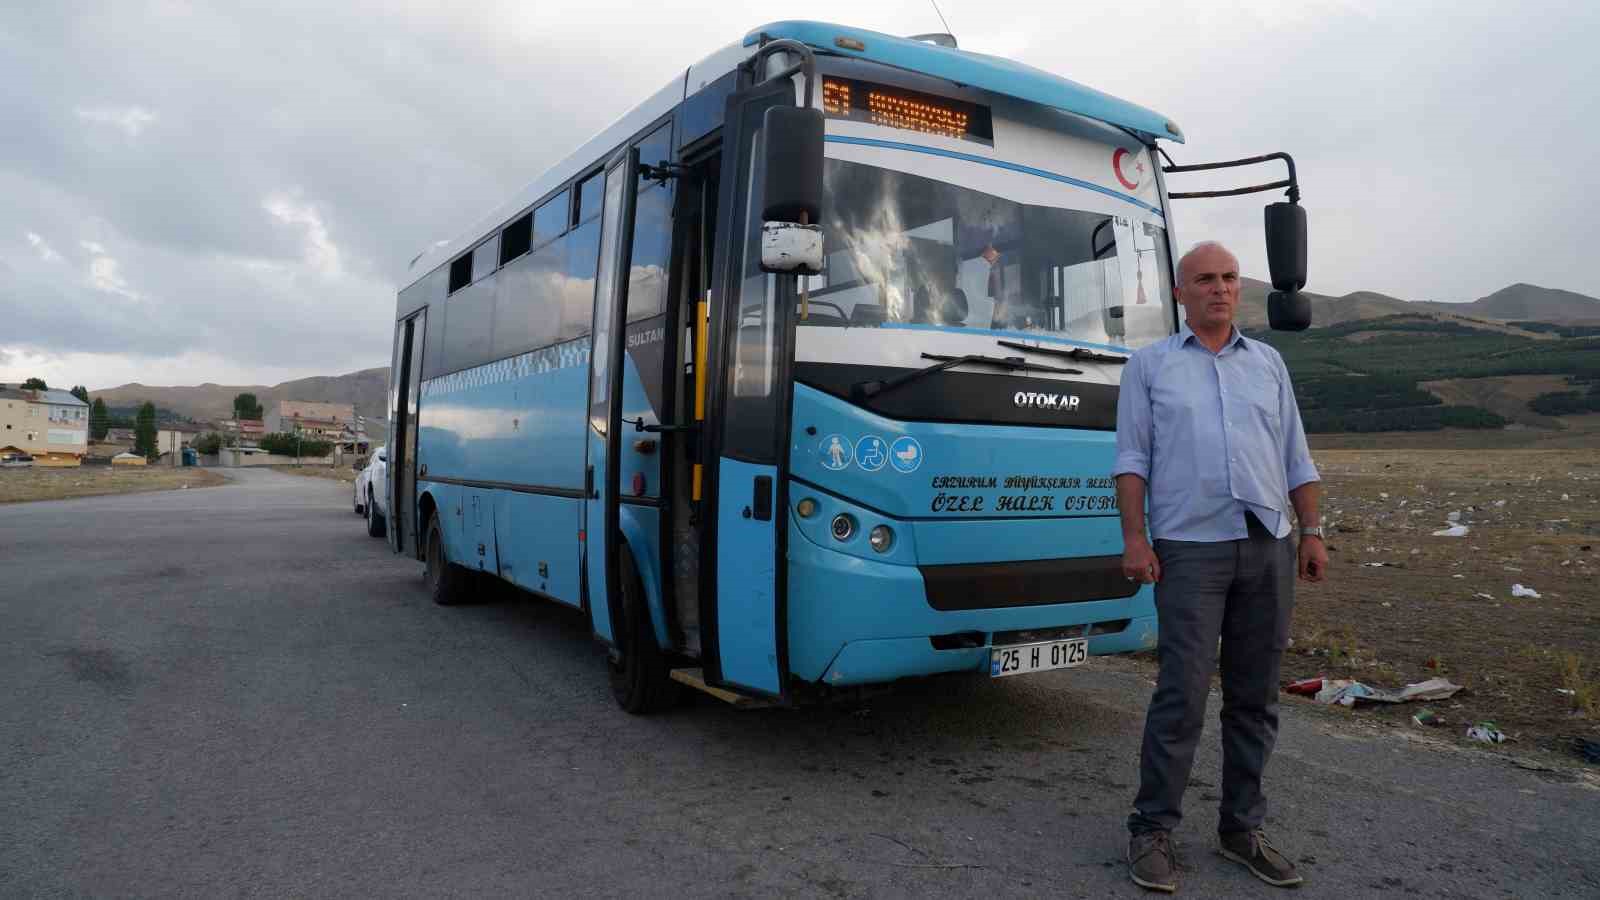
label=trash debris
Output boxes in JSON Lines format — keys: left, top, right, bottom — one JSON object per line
{"left": 1431, "top": 523, "right": 1470, "bottom": 537}
{"left": 1575, "top": 738, "right": 1600, "bottom": 764}
{"left": 1411, "top": 707, "right": 1443, "bottom": 727}
{"left": 1466, "top": 723, "right": 1507, "bottom": 744}
{"left": 1380, "top": 601, "right": 1393, "bottom": 608}
{"left": 1562, "top": 493, "right": 1571, "bottom": 501}
{"left": 1556, "top": 688, "right": 1576, "bottom": 696}
{"left": 1510, "top": 584, "right": 1541, "bottom": 599}
{"left": 1493, "top": 499, "right": 1506, "bottom": 507}
{"left": 1313, "top": 677, "right": 1463, "bottom": 707}
{"left": 1446, "top": 510, "right": 1461, "bottom": 523}
{"left": 1284, "top": 676, "right": 1324, "bottom": 696}
{"left": 1362, "top": 562, "right": 1395, "bottom": 568}
{"left": 1380, "top": 492, "right": 1390, "bottom": 499}
{"left": 1452, "top": 574, "right": 1465, "bottom": 579}
{"left": 1474, "top": 592, "right": 1495, "bottom": 600}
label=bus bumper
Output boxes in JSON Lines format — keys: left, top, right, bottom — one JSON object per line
{"left": 815, "top": 614, "right": 1159, "bottom": 687}
{"left": 787, "top": 520, "right": 1159, "bottom": 687}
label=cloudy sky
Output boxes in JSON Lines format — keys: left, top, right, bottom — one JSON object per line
{"left": 2, "top": 0, "right": 1595, "bottom": 390}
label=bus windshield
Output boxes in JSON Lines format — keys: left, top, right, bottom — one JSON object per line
{"left": 797, "top": 159, "right": 1175, "bottom": 351}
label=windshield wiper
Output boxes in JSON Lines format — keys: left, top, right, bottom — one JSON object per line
{"left": 996, "top": 339, "right": 1129, "bottom": 365}
{"left": 852, "top": 353, "right": 1082, "bottom": 401}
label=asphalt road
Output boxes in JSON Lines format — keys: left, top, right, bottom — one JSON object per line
{"left": 2, "top": 468, "right": 1596, "bottom": 898}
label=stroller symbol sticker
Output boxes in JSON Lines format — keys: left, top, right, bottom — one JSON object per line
{"left": 820, "top": 434, "right": 851, "bottom": 470}
{"left": 889, "top": 436, "right": 922, "bottom": 473}
{"left": 855, "top": 435, "right": 888, "bottom": 472}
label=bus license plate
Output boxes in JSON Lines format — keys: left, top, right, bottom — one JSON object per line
{"left": 990, "top": 638, "right": 1088, "bottom": 678}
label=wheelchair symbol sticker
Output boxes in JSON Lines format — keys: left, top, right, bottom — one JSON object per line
{"left": 854, "top": 435, "right": 888, "bottom": 472}
{"left": 819, "top": 434, "right": 851, "bottom": 470}
{"left": 888, "top": 436, "right": 922, "bottom": 473}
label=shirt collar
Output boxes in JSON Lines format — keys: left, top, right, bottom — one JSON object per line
{"left": 1179, "top": 321, "right": 1248, "bottom": 353}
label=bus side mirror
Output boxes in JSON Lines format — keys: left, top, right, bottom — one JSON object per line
{"left": 1265, "top": 202, "right": 1306, "bottom": 292}
{"left": 759, "top": 106, "right": 824, "bottom": 275}
{"left": 1265, "top": 202, "right": 1310, "bottom": 331}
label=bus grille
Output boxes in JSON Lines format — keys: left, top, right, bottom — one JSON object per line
{"left": 919, "top": 555, "right": 1138, "bottom": 611}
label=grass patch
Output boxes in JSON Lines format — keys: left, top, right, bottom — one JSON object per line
{"left": 0, "top": 466, "right": 226, "bottom": 504}
{"left": 1558, "top": 652, "right": 1599, "bottom": 717}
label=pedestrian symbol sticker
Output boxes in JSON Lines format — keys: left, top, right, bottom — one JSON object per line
{"left": 855, "top": 435, "right": 888, "bottom": 472}
{"left": 820, "top": 434, "right": 851, "bottom": 470}
{"left": 889, "top": 436, "right": 922, "bottom": 473}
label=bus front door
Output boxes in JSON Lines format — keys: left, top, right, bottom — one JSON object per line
{"left": 700, "top": 79, "right": 798, "bottom": 699}
{"left": 389, "top": 308, "right": 425, "bottom": 558}
{"left": 584, "top": 149, "right": 640, "bottom": 645}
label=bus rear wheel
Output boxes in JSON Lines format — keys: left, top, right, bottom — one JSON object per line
{"left": 608, "top": 546, "right": 679, "bottom": 714}
{"left": 424, "top": 512, "right": 466, "bottom": 606}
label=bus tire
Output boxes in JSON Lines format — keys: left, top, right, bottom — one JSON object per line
{"left": 366, "top": 488, "right": 386, "bottom": 538}
{"left": 424, "top": 512, "right": 466, "bottom": 606}
{"left": 608, "top": 545, "right": 679, "bottom": 715}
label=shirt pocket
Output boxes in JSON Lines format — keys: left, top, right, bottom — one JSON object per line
{"left": 1244, "top": 378, "right": 1280, "bottom": 426}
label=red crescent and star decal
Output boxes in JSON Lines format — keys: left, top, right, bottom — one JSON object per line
{"left": 1111, "top": 147, "right": 1146, "bottom": 191}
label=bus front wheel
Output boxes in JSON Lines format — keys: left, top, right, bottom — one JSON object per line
{"left": 424, "top": 512, "right": 466, "bottom": 606}
{"left": 608, "top": 546, "right": 679, "bottom": 714}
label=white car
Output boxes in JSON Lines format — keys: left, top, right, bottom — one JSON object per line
{"left": 353, "top": 445, "right": 387, "bottom": 538}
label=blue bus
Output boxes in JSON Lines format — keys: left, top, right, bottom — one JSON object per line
{"left": 386, "top": 21, "right": 1309, "bottom": 712}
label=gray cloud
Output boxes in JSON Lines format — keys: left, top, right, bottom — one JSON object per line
{"left": 1, "top": 0, "right": 1595, "bottom": 390}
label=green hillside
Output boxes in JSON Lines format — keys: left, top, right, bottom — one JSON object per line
{"left": 1247, "top": 316, "right": 1600, "bottom": 433}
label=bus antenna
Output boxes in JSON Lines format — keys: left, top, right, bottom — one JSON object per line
{"left": 928, "top": 0, "right": 955, "bottom": 44}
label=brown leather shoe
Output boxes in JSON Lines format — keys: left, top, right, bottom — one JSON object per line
{"left": 1219, "top": 829, "right": 1303, "bottom": 887}
{"left": 1128, "top": 830, "right": 1177, "bottom": 893}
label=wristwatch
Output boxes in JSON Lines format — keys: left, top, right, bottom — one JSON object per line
{"left": 1299, "top": 526, "right": 1325, "bottom": 538}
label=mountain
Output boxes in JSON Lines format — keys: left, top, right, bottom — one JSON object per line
{"left": 1235, "top": 279, "right": 1600, "bottom": 331}
{"left": 1235, "top": 279, "right": 1409, "bottom": 329}
{"left": 92, "top": 367, "right": 389, "bottom": 437}
{"left": 1417, "top": 283, "right": 1600, "bottom": 324}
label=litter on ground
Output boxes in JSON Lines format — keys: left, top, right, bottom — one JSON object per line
{"left": 1283, "top": 676, "right": 1323, "bottom": 696}
{"left": 1432, "top": 523, "right": 1470, "bottom": 537}
{"left": 1411, "top": 707, "right": 1443, "bottom": 727}
{"left": 1510, "top": 583, "right": 1541, "bottom": 599}
{"left": 1312, "top": 677, "right": 1463, "bottom": 707}
{"left": 1466, "top": 723, "right": 1508, "bottom": 744}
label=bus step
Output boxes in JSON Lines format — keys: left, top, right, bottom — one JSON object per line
{"left": 669, "top": 668, "right": 775, "bottom": 708}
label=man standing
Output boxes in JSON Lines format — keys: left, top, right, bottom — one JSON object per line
{"left": 1113, "top": 241, "right": 1326, "bottom": 892}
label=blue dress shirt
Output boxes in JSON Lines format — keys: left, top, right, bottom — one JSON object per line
{"left": 1112, "top": 322, "right": 1319, "bottom": 542}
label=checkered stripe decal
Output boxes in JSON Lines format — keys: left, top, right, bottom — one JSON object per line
{"left": 421, "top": 338, "right": 591, "bottom": 398}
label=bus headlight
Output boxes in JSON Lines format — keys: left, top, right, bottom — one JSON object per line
{"left": 830, "top": 514, "right": 856, "bottom": 541}
{"left": 796, "top": 497, "right": 819, "bottom": 518}
{"left": 868, "top": 525, "right": 894, "bottom": 553}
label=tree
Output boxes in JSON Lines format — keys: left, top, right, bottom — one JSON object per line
{"left": 90, "top": 398, "right": 110, "bottom": 440}
{"left": 70, "top": 385, "right": 89, "bottom": 404}
{"left": 193, "top": 432, "right": 223, "bottom": 454}
{"left": 22, "top": 377, "right": 47, "bottom": 390}
{"left": 135, "top": 402, "right": 158, "bottom": 459}
{"left": 233, "top": 392, "right": 264, "bottom": 420}
{"left": 258, "top": 431, "right": 332, "bottom": 457}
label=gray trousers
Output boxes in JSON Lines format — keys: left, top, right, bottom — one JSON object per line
{"left": 1128, "top": 514, "right": 1296, "bottom": 836}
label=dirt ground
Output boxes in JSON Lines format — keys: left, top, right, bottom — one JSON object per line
{"left": 0, "top": 465, "right": 226, "bottom": 504}
{"left": 1273, "top": 447, "right": 1599, "bottom": 766}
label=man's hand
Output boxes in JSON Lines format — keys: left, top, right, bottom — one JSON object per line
{"left": 1298, "top": 535, "right": 1328, "bottom": 582}
{"left": 1122, "top": 534, "right": 1162, "bottom": 584}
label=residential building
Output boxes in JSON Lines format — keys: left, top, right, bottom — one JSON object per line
{"left": 265, "top": 400, "right": 369, "bottom": 454}
{"left": 218, "top": 418, "right": 266, "bottom": 447}
{"left": 0, "top": 385, "right": 89, "bottom": 465}
{"left": 156, "top": 423, "right": 204, "bottom": 457}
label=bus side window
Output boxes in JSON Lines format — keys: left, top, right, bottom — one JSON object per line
{"left": 575, "top": 171, "right": 604, "bottom": 228}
